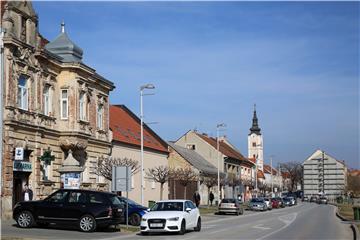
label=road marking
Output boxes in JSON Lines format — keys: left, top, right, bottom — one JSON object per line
{"left": 252, "top": 224, "right": 271, "bottom": 230}
{"left": 256, "top": 212, "right": 298, "bottom": 240}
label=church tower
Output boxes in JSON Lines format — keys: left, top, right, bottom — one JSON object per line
{"left": 248, "top": 104, "right": 264, "bottom": 171}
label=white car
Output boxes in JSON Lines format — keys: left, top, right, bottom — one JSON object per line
{"left": 140, "top": 200, "right": 201, "bottom": 235}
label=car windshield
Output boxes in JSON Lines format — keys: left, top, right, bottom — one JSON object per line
{"left": 151, "top": 202, "right": 183, "bottom": 211}
{"left": 222, "top": 199, "right": 236, "bottom": 203}
{"left": 251, "top": 198, "right": 263, "bottom": 203}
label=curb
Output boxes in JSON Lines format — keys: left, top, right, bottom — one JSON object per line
{"left": 335, "top": 205, "right": 358, "bottom": 240}
{"left": 351, "top": 224, "right": 359, "bottom": 240}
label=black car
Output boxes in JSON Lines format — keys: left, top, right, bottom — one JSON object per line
{"left": 282, "top": 197, "right": 292, "bottom": 207}
{"left": 13, "top": 189, "right": 123, "bottom": 232}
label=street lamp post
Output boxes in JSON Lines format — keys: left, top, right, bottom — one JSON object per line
{"left": 140, "top": 83, "right": 155, "bottom": 206}
{"left": 270, "top": 155, "right": 274, "bottom": 197}
{"left": 216, "top": 123, "right": 226, "bottom": 204}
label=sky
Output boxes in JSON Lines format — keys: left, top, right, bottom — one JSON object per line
{"left": 33, "top": 1, "right": 359, "bottom": 169}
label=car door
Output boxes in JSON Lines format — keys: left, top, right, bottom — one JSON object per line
{"left": 36, "top": 190, "right": 69, "bottom": 222}
{"left": 61, "top": 191, "right": 88, "bottom": 221}
{"left": 185, "top": 201, "right": 197, "bottom": 228}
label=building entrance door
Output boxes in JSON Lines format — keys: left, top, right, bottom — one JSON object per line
{"left": 13, "top": 172, "right": 30, "bottom": 207}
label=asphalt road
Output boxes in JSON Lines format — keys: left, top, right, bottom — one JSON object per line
{"left": 1, "top": 202, "right": 353, "bottom": 240}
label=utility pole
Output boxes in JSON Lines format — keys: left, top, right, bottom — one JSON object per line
{"left": 216, "top": 123, "right": 225, "bottom": 204}
{"left": 270, "top": 155, "right": 274, "bottom": 197}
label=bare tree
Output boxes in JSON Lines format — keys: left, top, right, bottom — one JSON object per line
{"left": 96, "top": 156, "right": 139, "bottom": 181}
{"left": 280, "top": 162, "right": 303, "bottom": 192}
{"left": 347, "top": 173, "right": 360, "bottom": 197}
{"left": 227, "top": 173, "right": 242, "bottom": 198}
{"left": 146, "top": 165, "right": 171, "bottom": 200}
{"left": 173, "top": 167, "right": 198, "bottom": 199}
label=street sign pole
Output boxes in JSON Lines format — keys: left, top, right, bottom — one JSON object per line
{"left": 126, "top": 166, "right": 129, "bottom": 229}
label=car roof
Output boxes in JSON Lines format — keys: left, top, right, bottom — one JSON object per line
{"left": 156, "top": 199, "right": 189, "bottom": 203}
{"left": 59, "top": 189, "right": 115, "bottom": 195}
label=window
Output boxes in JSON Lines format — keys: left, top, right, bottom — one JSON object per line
{"left": 97, "top": 104, "right": 103, "bottom": 129}
{"left": 151, "top": 180, "right": 156, "bottom": 189}
{"left": 79, "top": 92, "right": 86, "bottom": 120}
{"left": 43, "top": 86, "right": 51, "bottom": 116}
{"left": 252, "top": 142, "right": 256, "bottom": 147}
{"left": 46, "top": 190, "right": 69, "bottom": 203}
{"left": 61, "top": 89, "right": 68, "bottom": 119}
{"left": 67, "top": 191, "right": 86, "bottom": 204}
{"left": 88, "top": 193, "right": 105, "bottom": 204}
{"left": 186, "top": 144, "right": 196, "bottom": 150}
{"left": 17, "top": 76, "right": 28, "bottom": 110}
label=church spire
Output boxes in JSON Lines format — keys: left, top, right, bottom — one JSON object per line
{"left": 250, "top": 104, "right": 261, "bottom": 135}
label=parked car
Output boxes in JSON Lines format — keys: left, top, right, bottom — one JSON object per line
{"left": 218, "top": 198, "right": 243, "bottom": 215}
{"left": 117, "top": 196, "right": 147, "bottom": 226}
{"left": 13, "top": 189, "right": 123, "bottom": 232}
{"left": 288, "top": 196, "right": 297, "bottom": 206}
{"left": 271, "top": 198, "right": 280, "bottom": 208}
{"left": 282, "top": 197, "right": 292, "bottom": 207}
{"left": 262, "top": 198, "right": 272, "bottom": 210}
{"left": 249, "top": 198, "right": 267, "bottom": 211}
{"left": 310, "top": 196, "right": 318, "bottom": 203}
{"left": 302, "top": 196, "right": 309, "bottom": 202}
{"left": 317, "top": 196, "right": 328, "bottom": 204}
{"left": 140, "top": 200, "right": 201, "bottom": 235}
{"left": 274, "top": 197, "right": 285, "bottom": 208}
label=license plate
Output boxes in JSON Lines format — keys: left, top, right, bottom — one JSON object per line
{"left": 150, "top": 223, "right": 163, "bottom": 227}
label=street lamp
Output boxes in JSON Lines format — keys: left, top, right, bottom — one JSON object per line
{"left": 270, "top": 155, "right": 275, "bottom": 197}
{"left": 140, "top": 83, "right": 155, "bottom": 206}
{"left": 216, "top": 123, "right": 226, "bottom": 204}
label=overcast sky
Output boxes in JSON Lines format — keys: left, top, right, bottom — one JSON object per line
{"left": 34, "top": 1, "right": 359, "bottom": 168}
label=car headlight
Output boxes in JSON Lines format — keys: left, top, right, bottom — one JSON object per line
{"left": 167, "top": 217, "right": 179, "bottom": 221}
{"left": 141, "top": 218, "right": 147, "bottom": 221}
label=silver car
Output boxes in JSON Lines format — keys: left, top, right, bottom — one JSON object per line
{"left": 262, "top": 198, "right": 272, "bottom": 210}
{"left": 218, "top": 198, "right": 243, "bottom": 215}
{"left": 249, "top": 198, "right": 267, "bottom": 211}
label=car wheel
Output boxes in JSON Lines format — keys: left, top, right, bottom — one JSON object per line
{"left": 16, "top": 211, "right": 34, "bottom": 228}
{"left": 194, "top": 217, "right": 201, "bottom": 232}
{"left": 179, "top": 220, "right": 186, "bottom": 235}
{"left": 129, "top": 213, "right": 141, "bottom": 226}
{"left": 79, "top": 214, "right": 96, "bottom": 232}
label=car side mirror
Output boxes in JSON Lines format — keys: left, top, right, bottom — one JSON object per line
{"left": 147, "top": 208, "right": 151, "bottom": 212}
{"left": 185, "top": 207, "right": 191, "bottom": 212}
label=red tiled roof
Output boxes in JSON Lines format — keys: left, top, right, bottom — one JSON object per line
{"left": 257, "top": 170, "right": 265, "bottom": 179}
{"left": 248, "top": 157, "right": 256, "bottom": 164}
{"left": 196, "top": 133, "right": 248, "bottom": 162}
{"left": 281, "top": 172, "right": 290, "bottom": 179}
{"left": 110, "top": 105, "right": 168, "bottom": 153}
{"left": 264, "top": 164, "right": 278, "bottom": 175}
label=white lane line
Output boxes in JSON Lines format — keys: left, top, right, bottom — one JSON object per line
{"left": 252, "top": 224, "right": 271, "bottom": 230}
{"left": 256, "top": 212, "right": 298, "bottom": 240}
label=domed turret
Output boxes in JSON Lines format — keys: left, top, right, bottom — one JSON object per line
{"left": 45, "top": 21, "right": 83, "bottom": 63}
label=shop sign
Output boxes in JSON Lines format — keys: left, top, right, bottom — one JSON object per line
{"left": 61, "top": 173, "right": 80, "bottom": 189}
{"left": 13, "top": 161, "right": 32, "bottom": 172}
{"left": 15, "top": 147, "right": 24, "bottom": 160}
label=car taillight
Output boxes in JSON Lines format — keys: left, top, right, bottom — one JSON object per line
{"left": 108, "top": 207, "right": 113, "bottom": 216}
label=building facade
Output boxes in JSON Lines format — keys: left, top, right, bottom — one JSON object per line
{"left": 1, "top": 1, "right": 114, "bottom": 218}
{"left": 109, "top": 105, "right": 169, "bottom": 206}
{"left": 176, "top": 130, "right": 255, "bottom": 201}
{"left": 303, "top": 150, "right": 347, "bottom": 199}
{"left": 168, "top": 142, "right": 219, "bottom": 205}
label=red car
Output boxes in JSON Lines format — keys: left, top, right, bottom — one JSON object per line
{"left": 271, "top": 198, "right": 280, "bottom": 208}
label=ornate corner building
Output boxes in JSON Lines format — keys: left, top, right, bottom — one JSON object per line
{"left": 1, "top": 1, "right": 115, "bottom": 218}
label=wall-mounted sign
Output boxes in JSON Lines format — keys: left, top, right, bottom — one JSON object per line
{"left": 15, "top": 147, "right": 24, "bottom": 161}
{"left": 13, "top": 161, "right": 32, "bottom": 172}
{"left": 61, "top": 173, "right": 80, "bottom": 189}
{"left": 111, "top": 166, "right": 132, "bottom": 192}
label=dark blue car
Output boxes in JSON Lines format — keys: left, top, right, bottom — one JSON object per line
{"left": 117, "top": 196, "right": 147, "bottom": 226}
